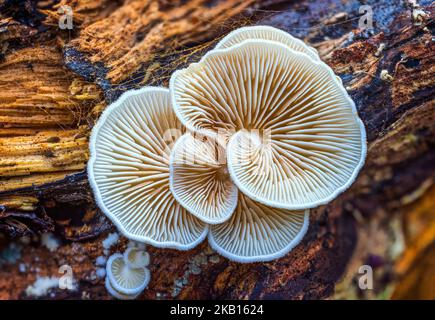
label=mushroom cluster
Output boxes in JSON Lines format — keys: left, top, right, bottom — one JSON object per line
{"left": 89, "top": 26, "right": 366, "bottom": 263}
{"left": 105, "top": 243, "right": 151, "bottom": 299}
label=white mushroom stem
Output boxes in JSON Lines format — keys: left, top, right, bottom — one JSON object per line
{"left": 127, "top": 241, "right": 146, "bottom": 250}
{"left": 124, "top": 247, "right": 150, "bottom": 269}
{"left": 105, "top": 276, "right": 140, "bottom": 300}
{"left": 215, "top": 25, "right": 319, "bottom": 61}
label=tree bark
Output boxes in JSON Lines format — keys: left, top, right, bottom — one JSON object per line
{"left": 0, "top": 0, "right": 433, "bottom": 299}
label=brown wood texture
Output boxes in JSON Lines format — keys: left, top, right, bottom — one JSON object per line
{"left": 0, "top": 0, "right": 434, "bottom": 299}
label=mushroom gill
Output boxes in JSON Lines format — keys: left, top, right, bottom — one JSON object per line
{"left": 124, "top": 247, "right": 150, "bottom": 269}
{"left": 169, "top": 133, "right": 238, "bottom": 224}
{"left": 208, "top": 192, "right": 309, "bottom": 263}
{"left": 105, "top": 253, "right": 150, "bottom": 297}
{"left": 215, "top": 25, "right": 319, "bottom": 61}
{"left": 88, "top": 87, "right": 207, "bottom": 249}
{"left": 170, "top": 39, "right": 366, "bottom": 210}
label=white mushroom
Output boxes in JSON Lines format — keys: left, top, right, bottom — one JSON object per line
{"left": 105, "top": 276, "right": 140, "bottom": 300}
{"left": 170, "top": 40, "right": 366, "bottom": 210}
{"left": 106, "top": 253, "right": 150, "bottom": 297}
{"left": 215, "top": 25, "right": 319, "bottom": 61}
{"left": 124, "top": 247, "right": 150, "bottom": 269}
{"left": 88, "top": 87, "right": 208, "bottom": 249}
{"left": 169, "top": 133, "right": 238, "bottom": 224}
{"left": 208, "top": 192, "right": 309, "bottom": 263}
{"left": 214, "top": 25, "right": 343, "bottom": 85}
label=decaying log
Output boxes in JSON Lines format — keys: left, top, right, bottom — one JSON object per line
{"left": 0, "top": 45, "right": 104, "bottom": 191}
{"left": 63, "top": 0, "right": 256, "bottom": 101}
{"left": 0, "top": 0, "right": 434, "bottom": 299}
{"left": 42, "top": 0, "right": 122, "bottom": 28}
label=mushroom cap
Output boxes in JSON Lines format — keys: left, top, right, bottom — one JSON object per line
{"left": 88, "top": 87, "right": 208, "bottom": 249}
{"left": 105, "top": 276, "right": 140, "bottom": 300}
{"left": 169, "top": 133, "right": 238, "bottom": 224}
{"left": 170, "top": 40, "right": 366, "bottom": 210}
{"left": 127, "top": 241, "right": 146, "bottom": 250}
{"left": 106, "top": 253, "right": 150, "bottom": 295}
{"left": 215, "top": 25, "right": 319, "bottom": 61}
{"left": 208, "top": 192, "right": 309, "bottom": 263}
{"left": 124, "top": 247, "right": 150, "bottom": 269}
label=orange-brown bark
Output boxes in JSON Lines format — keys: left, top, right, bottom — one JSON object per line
{"left": 0, "top": 0, "right": 434, "bottom": 300}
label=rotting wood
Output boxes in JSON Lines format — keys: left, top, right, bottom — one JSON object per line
{"left": 42, "top": 0, "right": 123, "bottom": 28}
{"left": 0, "top": 0, "right": 434, "bottom": 300}
{"left": 64, "top": 0, "right": 256, "bottom": 99}
{"left": 0, "top": 46, "right": 104, "bottom": 192}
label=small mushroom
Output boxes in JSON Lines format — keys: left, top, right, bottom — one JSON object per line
{"left": 208, "top": 193, "right": 309, "bottom": 263}
{"left": 380, "top": 69, "right": 394, "bottom": 82}
{"left": 124, "top": 247, "right": 150, "bottom": 269}
{"left": 105, "top": 276, "right": 139, "bottom": 300}
{"left": 106, "top": 253, "right": 150, "bottom": 297}
{"left": 412, "top": 8, "right": 428, "bottom": 26}
{"left": 88, "top": 87, "right": 208, "bottom": 249}
{"left": 215, "top": 25, "right": 319, "bottom": 61}
{"left": 169, "top": 133, "right": 238, "bottom": 224}
{"left": 171, "top": 39, "right": 366, "bottom": 210}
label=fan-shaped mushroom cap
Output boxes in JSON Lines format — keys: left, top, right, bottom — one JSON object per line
{"left": 169, "top": 133, "right": 238, "bottom": 224}
{"left": 214, "top": 26, "right": 350, "bottom": 90}
{"left": 170, "top": 40, "right": 366, "bottom": 210}
{"left": 208, "top": 192, "right": 309, "bottom": 263}
{"left": 106, "top": 253, "right": 150, "bottom": 295}
{"left": 215, "top": 25, "right": 319, "bottom": 61}
{"left": 105, "top": 276, "right": 139, "bottom": 300}
{"left": 88, "top": 87, "right": 208, "bottom": 249}
{"left": 124, "top": 247, "right": 150, "bottom": 269}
